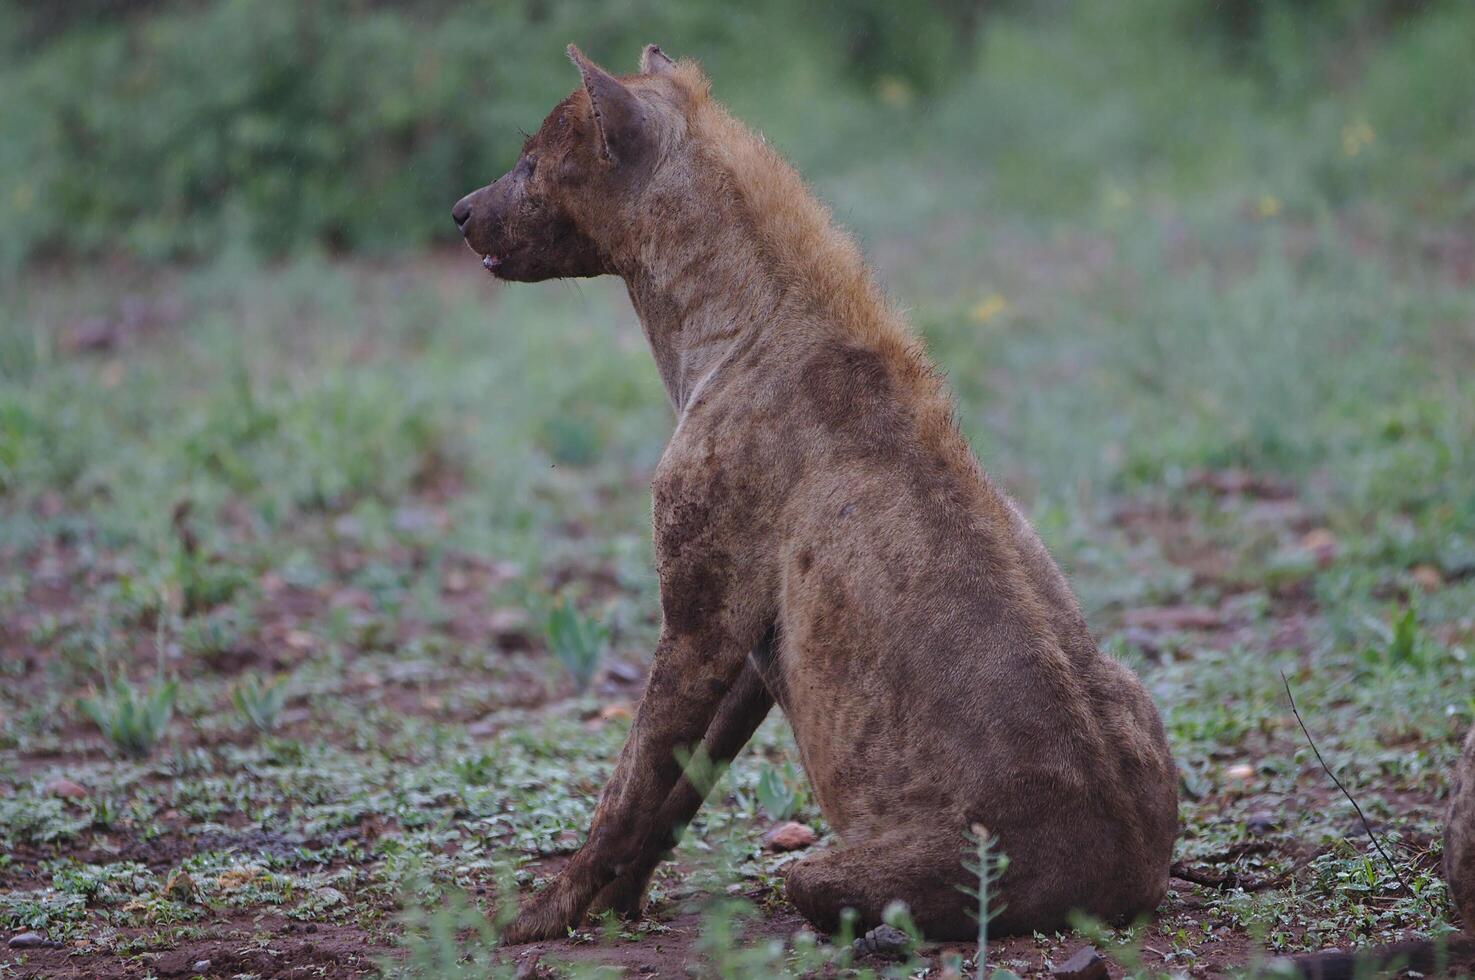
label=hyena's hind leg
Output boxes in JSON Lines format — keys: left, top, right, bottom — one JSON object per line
{"left": 587, "top": 658, "right": 774, "bottom": 918}
{"left": 783, "top": 828, "right": 981, "bottom": 942}
{"left": 1445, "top": 725, "right": 1475, "bottom": 927}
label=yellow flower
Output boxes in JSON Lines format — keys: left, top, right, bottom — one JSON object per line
{"left": 1341, "top": 118, "right": 1375, "bottom": 157}
{"left": 876, "top": 76, "right": 914, "bottom": 109}
{"left": 970, "top": 294, "right": 1008, "bottom": 324}
{"left": 1257, "top": 194, "right": 1282, "bottom": 219}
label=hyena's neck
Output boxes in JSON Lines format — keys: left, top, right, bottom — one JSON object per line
{"left": 620, "top": 217, "right": 788, "bottom": 413}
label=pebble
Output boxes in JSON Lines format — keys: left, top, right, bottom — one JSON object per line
{"left": 762, "top": 821, "right": 817, "bottom": 852}
{"left": 597, "top": 701, "right": 633, "bottom": 722}
{"left": 606, "top": 660, "right": 644, "bottom": 684}
{"left": 1051, "top": 945, "right": 1109, "bottom": 980}
{"left": 43, "top": 776, "right": 89, "bottom": 800}
{"left": 1412, "top": 563, "right": 1444, "bottom": 592}
{"left": 1247, "top": 810, "right": 1279, "bottom": 835}
{"left": 1224, "top": 762, "right": 1256, "bottom": 782}
{"left": 1300, "top": 528, "right": 1339, "bottom": 566}
{"left": 851, "top": 924, "right": 908, "bottom": 959}
{"left": 193, "top": 960, "right": 212, "bottom": 973}
{"left": 7, "top": 931, "right": 57, "bottom": 949}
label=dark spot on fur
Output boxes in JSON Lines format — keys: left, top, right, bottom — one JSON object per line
{"left": 800, "top": 343, "right": 907, "bottom": 448}
{"left": 797, "top": 548, "right": 814, "bottom": 573}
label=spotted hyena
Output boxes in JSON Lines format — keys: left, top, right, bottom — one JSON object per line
{"left": 453, "top": 44, "right": 1178, "bottom": 944}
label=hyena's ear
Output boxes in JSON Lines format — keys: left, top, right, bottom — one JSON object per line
{"left": 640, "top": 44, "right": 676, "bottom": 75}
{"left": 567, "top": 43, "right": 645, "bottom": 165}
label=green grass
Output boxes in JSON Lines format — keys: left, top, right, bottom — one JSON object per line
{"left": 77, "top": 675, "right": 180, "bottom": 759}
{"left": 3, "top": 4, "right": 1475, "bottom": 977}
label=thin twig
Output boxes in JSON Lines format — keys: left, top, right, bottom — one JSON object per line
{"left": 1170, "top": 861, "right": 1289, "bottom": 893}
{"left": 1281, "top": 671, "right": 1412, "bottom": 897}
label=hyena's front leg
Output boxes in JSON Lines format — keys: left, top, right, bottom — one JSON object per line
{"left": 587, "top": 656, "right": 776, "bottom": 918}
{"left": 500, "top": 622, "right": 760, "bottom": 944}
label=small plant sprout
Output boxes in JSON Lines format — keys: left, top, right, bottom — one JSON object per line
{"left": 961, "top": 823, "right": 1011, "bottom": 980}
{"left": 755, "top": 760, "right": 808, "bottom": 822}
{"left": 231, "top": 673, "right": 289, "bottom": 733}
{"left": 675, "top": 743, "right": 729, "bottom": 800}
{"left": 451, "top": 752, "right": 497, "bottom": 786}
{"left": 1387, "top": 606, "right": 1422, "bottom": 667}
{"left": 542, "top": 595, "right": 608, "bottom": 692}
{"left": 78, "top": 674, "right": 179, "bottom": 758}
{"left": 383, "top": 860, "right": 520, "bottom": 978}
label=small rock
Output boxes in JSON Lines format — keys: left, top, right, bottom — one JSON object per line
{"left": 1052, "top": 945, "right": 1109, "bottom": 980}
{"left": 489, "top": 608, "right": 532, "bottom": 650}
{"left": 44, "top": 776, "right": 89, "bottom": 800}
{"left": 606, "top": 660, "right": 644, "bottom": 684}
{"left": 851, "top": 923, "right": 908, "bottom": 959}
{"left": 7, "top": 931, "right": 46, "bottom": 949}
{"left": 1225, "top": 762, "right": 1256, "bottom": 783}
{"left": 513, "top": 954, "right": 543, "bottom": 980}
{"left": 1412, "top": 564, "right": 1443, "bottom": 592}
{"left": 1247, "top": 810, "right": 1279, "bottom": 836}
{"left": 192, "top": 960, "right": 212, "bottom": 973}
{"left": 762, "top": 821, "right": 817, "bottom": 852}
{"left": 1300, "top": 528, "right": 1339, "bottom": 567}
{"left": 467, "top": 717, "right": 500, "bottom": 738}
{"left": 598, "top": 701, "right": 633, "bottom": 722}
{"left": 391, "top": 505, "right": 439, "bottom": 533}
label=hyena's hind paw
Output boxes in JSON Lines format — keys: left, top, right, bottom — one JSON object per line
{"left": 499, "top": 886, "right": 587, "bottom": 946}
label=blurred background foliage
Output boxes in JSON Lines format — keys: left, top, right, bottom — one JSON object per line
{"left": 3, "top": 5, "right": 1475, "bottom": 969}
{"left": 1, "top": 0, "right": 1471, "bottom": 268}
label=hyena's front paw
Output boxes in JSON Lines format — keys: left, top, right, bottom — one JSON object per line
{"left": 499, "top": 880, "right": 587, "bottom": 945}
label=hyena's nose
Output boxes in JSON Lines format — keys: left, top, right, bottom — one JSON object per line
{"left": 451, "top": 198, "right": 472, "bottom": 233}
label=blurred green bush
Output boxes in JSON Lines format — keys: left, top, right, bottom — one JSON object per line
{"left": 0, "top": 0, "right": 986, "bottom": 266}
{"left": 0, "top": 0, "right": 1468, "bottom": 267}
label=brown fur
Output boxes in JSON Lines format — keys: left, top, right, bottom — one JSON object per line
{"left": 1447, "top": 725, "right": 1475, "bottom": 928}
{"left": 453, "top": 44, "right": 1179, "bottom": 943}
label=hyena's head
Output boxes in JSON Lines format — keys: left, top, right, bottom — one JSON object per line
{"left": 452, "top": 44, "right": 696, "bottom": 282}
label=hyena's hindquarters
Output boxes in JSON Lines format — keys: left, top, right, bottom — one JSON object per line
{"left": 784, "top": 815, "right": 1171, "bottom": 941}
{"left": 1446, "top": 726, "right": 1475, "bottom": 927}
